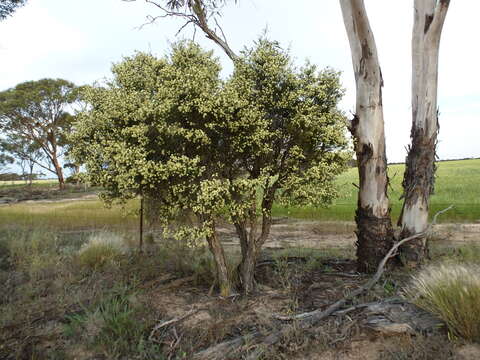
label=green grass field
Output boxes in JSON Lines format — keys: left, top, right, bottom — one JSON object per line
{"left": 0, "top": 159, "right": 478, "bottom": 229}
{"left": 0, "top": 179, "right": 58, "bottom": 187}
{"left": 272, "top": 159, "right": 480, "bottom": 223}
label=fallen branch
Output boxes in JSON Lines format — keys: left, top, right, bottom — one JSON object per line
{"left": 273, "top": 297, "right": 403, "bottom": 321}
{"left": 149, "top": 308, "right": 200, "bottom": 342}
{"left": 194, "top": 206, "right": 452, "bottom": 360}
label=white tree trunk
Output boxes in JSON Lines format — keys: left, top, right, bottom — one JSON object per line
{"left": 400, "top": 0, "right": 450, "bottom": 265}
{"left": 340, "top": 0, "right": 394, "bottom": 272}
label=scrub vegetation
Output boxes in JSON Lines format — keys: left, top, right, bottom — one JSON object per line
{"left": 1, "top": 1, "right": 479, "bottom": 357}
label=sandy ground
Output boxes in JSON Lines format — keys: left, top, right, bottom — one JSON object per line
{"left": 3, "top": 191, "right": 478, "bottom": 249}
{"left": 217, "top": 220, "right": 480, "bottom": 252}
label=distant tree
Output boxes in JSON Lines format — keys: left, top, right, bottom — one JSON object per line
{"left": 72, "top": 40, "right": 350, "bottom": 295}
{"left": 0, "top": 136, "right": 43, "bottom": 185}
{"left": 0, "top": 172, "right": 22, "bottom": 181}
{"left": 0, "top": 0, "right": 27, "bottom": 20}
{"left": 0, "top": 149, "right": 14, "bottom": 175}
{"left": 0, "top": 79, "right": 78, "bottom": 189}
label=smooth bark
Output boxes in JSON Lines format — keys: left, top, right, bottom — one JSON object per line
{"left": 399, "top": 0, "right": 450, "bottom": 266}
{"left": 51, "top": 154, "right": 65, "bottom": 189}
{"left": 340, "top": 0, "right": 395, "bottom": 272}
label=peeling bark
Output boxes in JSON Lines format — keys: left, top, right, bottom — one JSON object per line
{"left": 400, "top": 0, "right": 449, "bottom": 266}
{"left": 356, "top": 207, "right": 395, "bottom": 273}
{"left": 340, "top": 0, "right": 394, "bottom": 272}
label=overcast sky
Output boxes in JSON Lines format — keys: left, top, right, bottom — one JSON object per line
{"left": 1, "top": 0, "right": 478, "bottom": 163}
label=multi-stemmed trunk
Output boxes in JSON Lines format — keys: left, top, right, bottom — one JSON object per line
{"left": 205, "top": 219, "right": 232, "bottom": 297}
{"left": 399, "top": 0, "right": 450, "bottom": 266}
{"left": 234, "top": 190, "right": 274, "bottom": 294}
{"left": 340, "top": 0, "right": 395, "bottom": 272}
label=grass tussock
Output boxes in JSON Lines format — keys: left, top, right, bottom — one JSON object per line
{"left": 64, "top": 288, "right": 158, "bottom": 358}
{"left": 77, "top": 232, "right": 130, "bottom": 269}
{"left": 405, "top": 263, "right": 480, "bottom": 342}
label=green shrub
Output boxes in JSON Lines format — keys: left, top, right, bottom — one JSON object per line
{"left": 405, "top": 264, "right": 480, "bottom": 342}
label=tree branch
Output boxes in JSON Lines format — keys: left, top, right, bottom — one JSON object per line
{"left": 130, "top": 0, "right": 238, "bottom": 61}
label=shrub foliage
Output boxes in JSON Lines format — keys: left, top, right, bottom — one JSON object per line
{"left": 71, "top": 39, "right": 350, "bottom": 294}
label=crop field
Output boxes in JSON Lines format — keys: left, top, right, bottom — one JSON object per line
{"left": 273, "top": 158, "right": 480, "bottom": 223}
{"left": 1, "top": 159, "right": 479, "bottom": 231}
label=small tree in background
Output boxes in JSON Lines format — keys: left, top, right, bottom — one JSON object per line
{"left": 72, "top": 40, "right": 350, "bottom": 295}
{"left": 0, "top": 150, "right": 14, "bottom": 176}
{"left": 0, "top": 79, "right": 78, "bottom": 189}
{"left": 0, "top": 136, "right": 43, "bottom": 185}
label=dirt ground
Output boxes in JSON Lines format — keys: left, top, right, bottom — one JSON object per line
{"left": 218, "top": 219, "right": 480, "bottom": 251}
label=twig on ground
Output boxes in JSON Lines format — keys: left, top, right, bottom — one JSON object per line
{"left": 149, "top": 308, "right": 199, "bottom": 342}
{"left": 273, "top": 297, "right": 403, "bottom": 321}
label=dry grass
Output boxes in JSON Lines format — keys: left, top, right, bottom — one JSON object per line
{"left": 77, "top": 232, "right": 131, "bottom": 269}
{"left": 405, "top": 263, "right": 480, "bottom": 342}
{"left": 378, "top": 333, "right": 456, "bottom": 360}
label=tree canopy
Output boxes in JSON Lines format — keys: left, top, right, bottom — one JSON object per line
{"left": 0, "top": 78, "right": 78, "bottom": 188}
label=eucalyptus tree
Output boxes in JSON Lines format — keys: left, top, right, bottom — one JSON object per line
{"left": 0, "top": 79, "right": 78, "bottom": 189}
{"left": 0, "top": 136, "right": 43, "bottom": 185}
{"left": 339, "top": 0, "right": 450, "bottom": 269}
{"left": 72, "top": 40, "right": 350, "bottom": 295}
{"left": 399, "top": 0, "right": 450, "bottom": 266}
{"left": 0, "top": 150, "right": 14, "bottom": 175}
{"left": 339, "top": 0, "right": 394, "bottom": 272}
